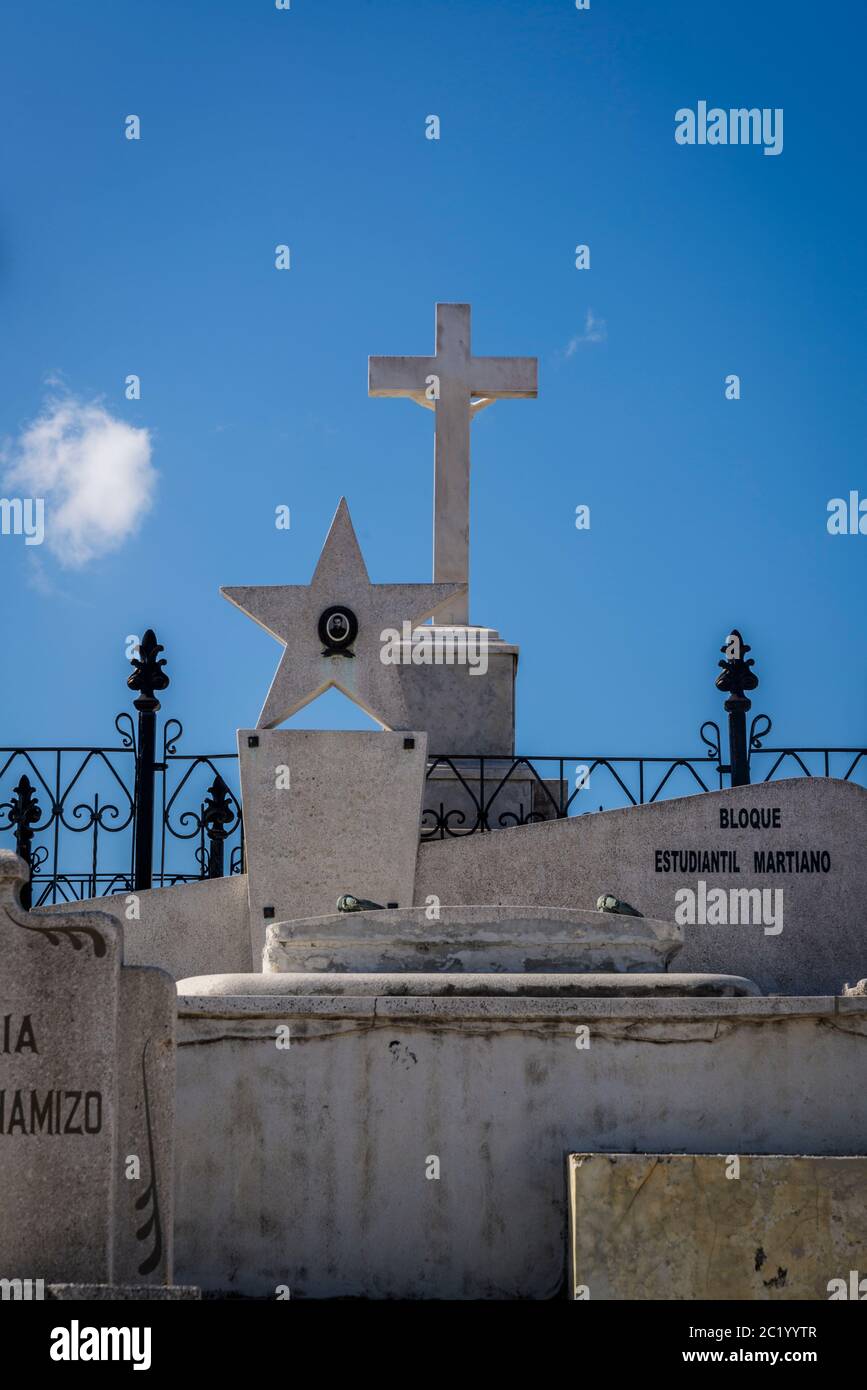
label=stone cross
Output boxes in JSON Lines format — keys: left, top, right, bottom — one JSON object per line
{"left": 369, "top": 303, "right": 537, "bottom": 625}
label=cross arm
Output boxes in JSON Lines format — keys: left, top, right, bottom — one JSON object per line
{"left": 368, "top": 355, "right": 437, "bottom": 397}
{"left": 470, "top": 356, "right": 538, "bottom": 398}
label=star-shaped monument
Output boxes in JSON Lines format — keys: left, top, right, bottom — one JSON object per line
{"left": 222, "top": 498, "right": 466, "bottom": 729}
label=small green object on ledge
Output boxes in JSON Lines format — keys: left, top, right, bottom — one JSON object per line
{"left": 596, "top": 894, "right": 643, "bottom": 918}
{"left": 337, "top": 894, "right": 385, "bottom": 913}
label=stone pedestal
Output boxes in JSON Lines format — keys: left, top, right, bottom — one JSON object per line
{"left": 390, "top": 627, "right": 518, "bottom": 756}
{"left": 0, "top": 851, "right": 178, "bottom": 1291}
{"left": 238, "top": 729, "right": 429, "bottom": 959}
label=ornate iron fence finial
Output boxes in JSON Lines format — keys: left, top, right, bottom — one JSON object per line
{"left": 128, "top": 629, "right": 170, "bottom": 708}
{"left": 128, "top": 629, "right": 169, "bottom": 892}
{"left": 715, "top": 629, "right": 759, "bottom": 787}
{"left": 715, "top": 629, "right": 759, "bottom": 700}
{"left": 201, "top": 774, "right": 234, "bottom": 879}
{"left": 8, "top": 775, "right": 40, "bottom": 909}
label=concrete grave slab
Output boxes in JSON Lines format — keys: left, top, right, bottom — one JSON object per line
{"left": 262, "top": 904, "right": 683, "bottom": 975}
{"left": 180, "top": 970, "right": 761, "bottom": 998}
{"left": 569, "top": 1152, "right": 867, "bottom": 1300}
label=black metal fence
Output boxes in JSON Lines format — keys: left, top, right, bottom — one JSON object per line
{"left": 2, "top": 628, "right": 864, "bottom": 900}
{"left": 1, "top": 632, "right": 243, "bottom": 907}
{"left": 419, "top": 742, "right": 867, "bottom": 839}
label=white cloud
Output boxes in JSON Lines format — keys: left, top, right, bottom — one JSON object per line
{"left": 565, "top": 309, "right": 607, "bottom": 355}
{"left": 22, "top": 553, "right": 91, "bottom": 606}
{"left": 2, "top": 393, "right": 156, "bottom": 567}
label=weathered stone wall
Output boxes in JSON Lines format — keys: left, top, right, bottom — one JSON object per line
{"left": 415, "top": 779, "right": 867, "bottom": 996}
{"left": 43, "top": 875, "right": 252, "bottom": 982}
{"left": 173, "top": 993, "right": 867, "bottom": 1299}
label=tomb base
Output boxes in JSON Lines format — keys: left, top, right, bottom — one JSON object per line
{"left": 179, "top": 970, "right": 761, "bottom": 998}
{"left": 173, "top": 991, "right": 867, "bottom": 1299}
{"left": 47, "top": 1284, "right": 201, "bottom": 1301}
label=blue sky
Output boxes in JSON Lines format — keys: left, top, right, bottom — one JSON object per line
{"left": 1, "top": 0, "right": 865, "bottom": 766}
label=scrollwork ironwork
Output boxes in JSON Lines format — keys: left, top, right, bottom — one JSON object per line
{"left": 748, "top": 713, "right": 773, "bottom": 753}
